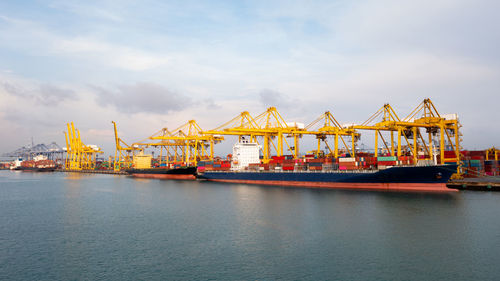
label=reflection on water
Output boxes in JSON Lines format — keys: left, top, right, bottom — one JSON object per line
{"left": 130, "top": 177, "right": 151, "bottom": 184}
{"left": 64, "top": 172, "right": 86, "bottom": 180}
{"left": 0, "top": 170, "right": 499, "bottom": 280}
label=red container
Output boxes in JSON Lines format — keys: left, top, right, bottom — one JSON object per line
{"left": 324, "top": 157, "right": 334, "bottom": 163}
{"left": 470, "top": 156, "right": 484, "bottom": 160}
{"left": 378, "top": 161, "right": 397, "bottom": 165}
{"left": 444, "top": 151, "right": 458, "bottom": 157}
{"left": 309, "top": 166, "right": 322, "bottom": 171}
{"left": 469, "top": 150, "right": 485, "bottom": 157}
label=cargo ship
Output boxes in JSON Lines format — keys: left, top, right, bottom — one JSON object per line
{"left": 196, "top": 140, "right": 458, "bottom": 192}
{"left": 125, "top": 152, "right": 197, "bottom": 180}
{"left": 126, "top": 166, "right": 197, "bottom": 180}
{"left": 14, "top": 155, "right": 57, "bottom": 172}
{"left": 198, "top": 165, "right": 457, "bottom": 192}
{"left": 18, "top": 166, "right": 56, "bottom": 172}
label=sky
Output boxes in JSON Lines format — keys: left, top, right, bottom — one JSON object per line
{"left": 0, "top": 0, "right": 499, "bottom": 156}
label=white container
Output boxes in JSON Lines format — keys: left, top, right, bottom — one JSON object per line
{"left": 286, "top": 122, "right": 305, "bottom": 129}
{"left": 339, "top": 157, "right": 356, "bottom": 162}
{"left": 442, "top": 113, "right": 458, "bottom": 120}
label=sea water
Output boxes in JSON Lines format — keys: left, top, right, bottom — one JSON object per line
{"left": 1, "top": 170, "right": 499, "bottom": 280}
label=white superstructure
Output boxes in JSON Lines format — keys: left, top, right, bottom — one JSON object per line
{"left": 232, "top": 139, "right": 261, "bottom": 171}
{"left": 10, "top": 157, "right": 23, "bottom": 170}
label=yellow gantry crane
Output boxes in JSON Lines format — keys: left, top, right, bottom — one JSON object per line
{"left": 302, "top": 111, "right": 359, "bottom": 158}
{"left": 124, "top": 99, "right": 462, "bottom": 169}
{"left": 132, "top": 127, "right": 180, "bottom": 166}
{"left": 112, "top": 121, "right": 143, "bottom": 171}
{"left": 202, "top": 110, "right": 261, "bottom": 142}
{"left": 64, "top": 122, "right": 103, "bottom": 170}
{"left": 348, "top": 99, "right": 461, "bottom": 166}
{"left": 486, "top": 147, "right": 499, "bottom": 161}
{"left": 202, "top": 107, "right": 297, "bottom": 163}
{"left": 204, "top": 107, "right": 314, "bottom": 162}
{"left": 247, "top": 107, "right": 302, "bottom": 160}
{"left": 145, "top": 120, "right": 224, "bottom": 166}
{"left": 349, "top": 103, "right": 407, "bottom": 158}
{"left": 402, "top": 98, "right": 461, "bottom": 165}
{"left": 204, "top": 107, "right": 361, "bottom": 162}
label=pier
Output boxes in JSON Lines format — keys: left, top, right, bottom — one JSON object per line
{"left": 57, "top": 169, "right": 128, "bottom": 175}
{"left": 447, "top": 177, "right": 500, "bottom": 191}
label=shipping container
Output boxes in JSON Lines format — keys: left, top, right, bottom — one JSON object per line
{"left": 377, "top": 156, "right": 397, "bottom": 161}
{"left": 339, "top": 157, "right": 356, "bottom": 162}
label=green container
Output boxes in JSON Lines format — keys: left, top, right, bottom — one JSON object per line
{"left": 377, "top": 156, "right": 397, "bottom": 161}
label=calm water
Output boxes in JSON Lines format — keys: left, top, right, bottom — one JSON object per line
{"left": 1, "top": 171, "right": 500, "bottom": 280}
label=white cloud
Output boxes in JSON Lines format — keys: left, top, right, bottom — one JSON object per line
{"left": 1, "top": 0, "right": 499, "bottom": 154}
{"left": 0, "top": 16, "right": 169, "bottom": 72}
{"left": 93, "top": 82, "right": 191, "bottom": 114}
{"left": 54, "top": 37, "right": 170, "bottom": 71}
{"left": 48, "top": 1, "right": 125, "bottom": 22}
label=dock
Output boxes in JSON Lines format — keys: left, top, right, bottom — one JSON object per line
{"left": 447, "top": 176, "right": 500, "bottom": 191}
{"left": 57, "top": 169, "right": 128, "bottom": 175}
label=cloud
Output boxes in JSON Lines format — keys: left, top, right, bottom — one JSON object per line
{"left": 202, "top": 98, "right": 222, "bottom": 110}
{"left": 38, "top": 84, "right": 77, "bottom": 105}
{"left": 334, "top": 0, "right": 500, "bottom": 62}
{"left": 258, "top": 89, "right": 296, "bottom": 108}
{"left": 2, "top": 82, "right": 76, "bottom": 106}
{"left": 93, "top": 82, "right": 192, "bottom": 114}
{"left": 0, "top": 1, "right": 499, "bottom": 153}
{"left": 2, "top": 107, "right": 60, "bottom": 128}
{"left": 0, "top": 16, "right": 169, "bottom": 72}
{"left": 86, "top": 129, "right": 115, "bottom": 138}
{"left": 48, "top": 1, "right": 124, "bottom": 22}
{"left": 54, "top": 37, "right": 170, "bottom": 71}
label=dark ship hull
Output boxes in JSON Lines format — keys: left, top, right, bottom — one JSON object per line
{"left": 126, "top": 166, "right": 197, "bottom": 180}
{"left": 198, "top": 165, "right": 458, "bottom": 192}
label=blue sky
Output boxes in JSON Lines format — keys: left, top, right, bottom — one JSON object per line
{"left": 1, "top": 0, "right": 499, "bottom": 155}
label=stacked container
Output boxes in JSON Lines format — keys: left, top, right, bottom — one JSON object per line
{"left": 377, "top": 156, "right": 397, "bottom": 169}
{"left": 338, "top": 157, "right": 357, "bottom": 170}
{"left": 484, "top": 160, "right": 499, "bottom": 176}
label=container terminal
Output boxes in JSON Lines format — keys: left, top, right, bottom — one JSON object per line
{"left": 2, "top": 99, "right": 499, "bottom": 191}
